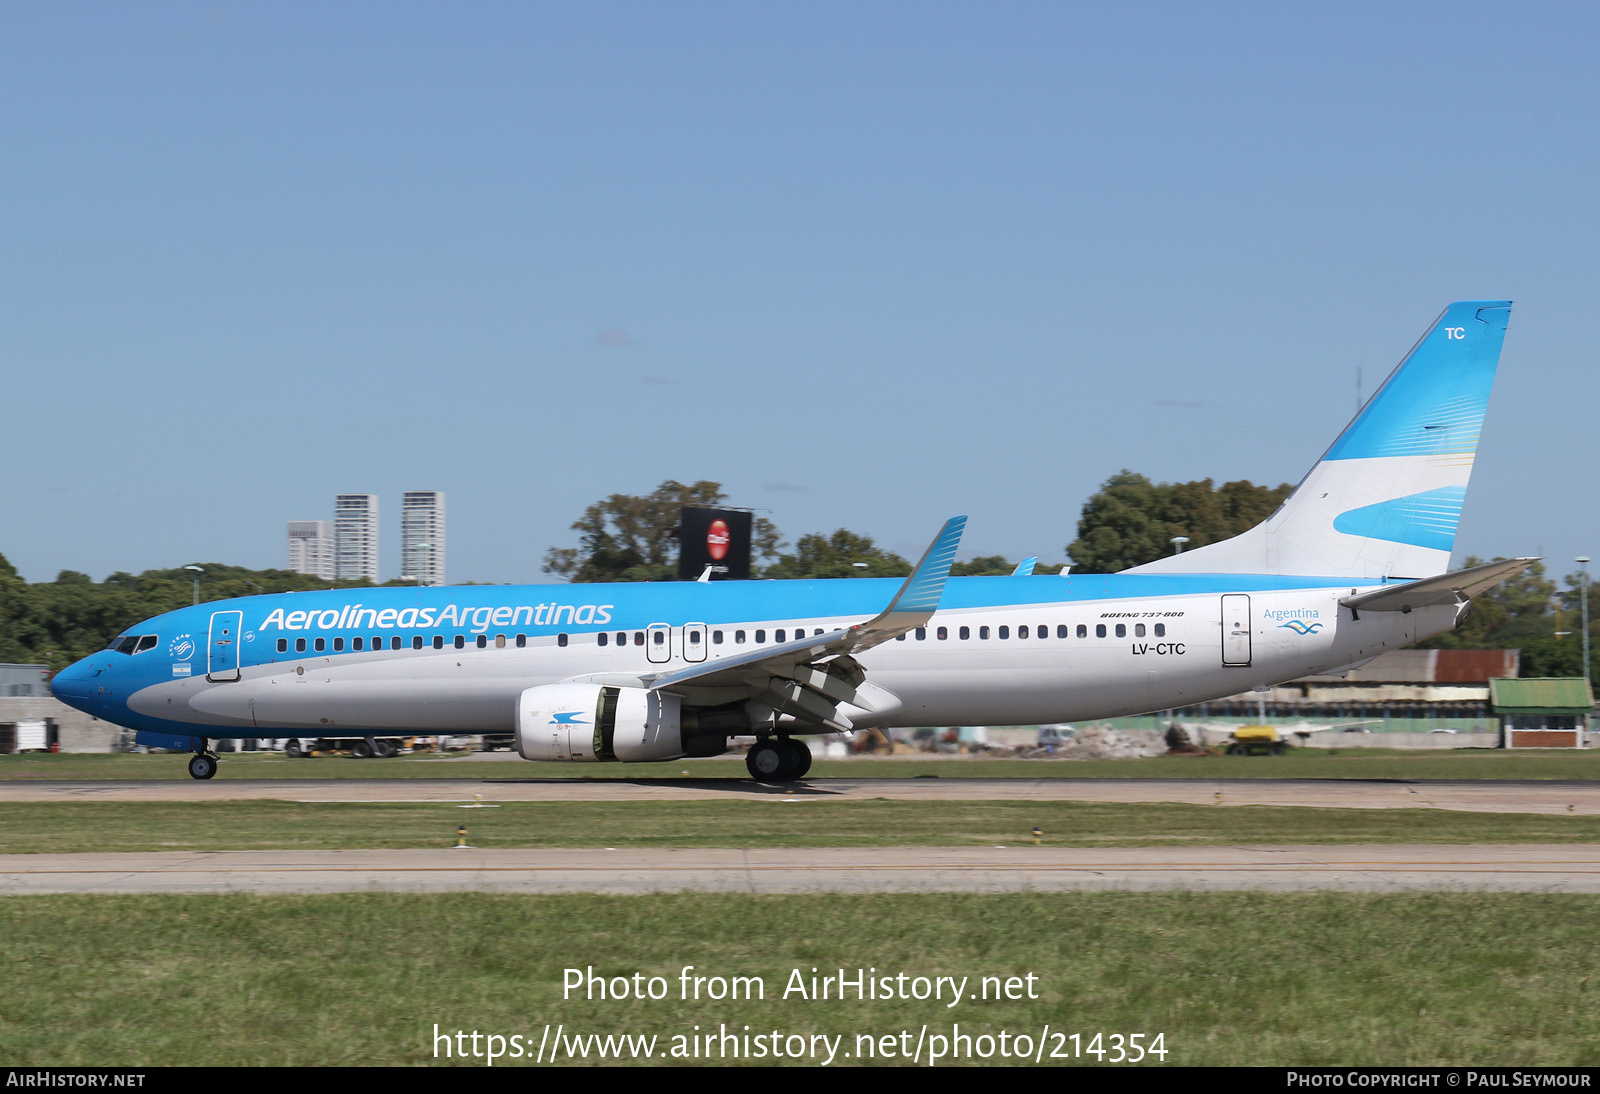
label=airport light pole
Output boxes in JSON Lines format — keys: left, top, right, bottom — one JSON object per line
{"left": 184, "top": 565, "right": 204, "bottom": 606}
{"left": 1579, "top": 556, "right": 1591, "bottom": 686}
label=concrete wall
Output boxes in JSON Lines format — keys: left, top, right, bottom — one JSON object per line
{"left": 0, "top": 697, "right": 121, "bottom": 753}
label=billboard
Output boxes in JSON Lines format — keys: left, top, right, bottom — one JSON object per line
{"left": 676, "top": 507, "right": 754, "bottom": 581}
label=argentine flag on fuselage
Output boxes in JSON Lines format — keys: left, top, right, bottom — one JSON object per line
{"left": 1127, "top": 301, "right": 1511, "bottom": 581}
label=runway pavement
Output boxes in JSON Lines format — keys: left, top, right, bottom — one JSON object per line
{"left": 7, "top": 776, "right": 1600, "bottom": 815}
{"left": 4, "top": 844, "right": 1600, "bottom": 894}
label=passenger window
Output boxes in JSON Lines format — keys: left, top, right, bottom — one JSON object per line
{"left": 616, "top": 632, "right": 626, "bottom": 646}
{"left": 295, "top": 638, "right": 306, "bottom": 653}
{"left": 653, "top": 630, "right": 665, "bottom": 645}
{"left": 1115, "top": 624, "right": 1126, "bottom": 638}
{"left": 915, "top": 627, "right": 926, "bottom": 641}
{"left": 334, "top": 637, "right": 345, "bottom": 652}
{"left": 354, "top": 637, "right": 364, "bottom": 651}
{"left": 557, "top": 634, "right": 568, "bottom": 647}
{"left": 598, "top": 632, "right": 609, "bottom": 647}
{"left": 1077, "top": 624, "right": 1087, "bottom": 638}
{"left": 277, "top": 639, "right": 288, "bottom": 653}
{"left": 979, "top": 626, "right": 990, "bottom": 640}
{"left": 454, "top": 635, "right": 465, "bottom": 649}
{"left": 1018, "top": 625, "right": 1029, "bottom": 639}
{"left": 755, "top": 630, "right": 766, "bottom": 643}
{"left": 412, "top": 636, "right": 423, "bottom": 650}
{"left": 315, "top": 638, "right": 326, "bottom": 652}
{"left": 713, "top": 630, "right": 723, "bottom": 644}
{"left": 959, "top": 626, "right": 970, "bottom": 640}
{"left": 475, "top": 635, "right": 486, "bottom": 649}
{"left": 517, "top": 634, "right": 527, "bottom": 648}
{"left": 392, "top": 636, "right": 403, "bottom": 650}
{"left": 634, "top": 632, "right": 644, "bottom": 646}
{"left": 937, "top": 626, "right": 948, "bottom": 640}
{"left": 496, "top": 635, "right": 506, "bottom": 649}
{"left": 1154, "top": 624, "right": 1166, "bottom": 637}
{"left": 999, "top": 626, "right": 1010, "bottom": 639}
{"left": 433, "top": 635, "right": 443, "bottom": 649}
{"left": 1095, "top": 625, "right": 1106, "bottom": 638}
{"left": 1135, "top": 624, "right": 1146, "bottom": 637}
{"left": 1057, "top": 625, "right": 1068, "bottom": 638}
{"left": 735, "top": 630, "right": 746, "bottom": 644}
{"left": 775, "top": 629, "right": 786, "bottom": 643}
{"left": 689, "top": 631, "right": 701, "bottom": 645}
{"left": 373, "top": 635, "right": 382, "bottom": 649}
{"left": 896, "top": 633, "right": 906, "bottom": 641}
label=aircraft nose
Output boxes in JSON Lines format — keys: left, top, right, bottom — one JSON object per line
{"left": 49, "top": 658, "right": 104, "bottom": 708}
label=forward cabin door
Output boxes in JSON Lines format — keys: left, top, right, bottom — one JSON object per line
{"left": 1221, "top": 595, "right": 1252, "bottom": 667}
{"left": 207, "top": 611, "right": 243, "bottom": 682}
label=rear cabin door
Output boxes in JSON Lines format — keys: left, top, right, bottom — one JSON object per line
{"left": 208, "top": 610, "right": 243, "bottom": 682}
{"left": 1221, "top": 595, "right": 1252, "bottom": 667}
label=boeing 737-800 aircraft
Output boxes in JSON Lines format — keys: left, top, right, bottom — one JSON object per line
{"left": 52, "top": 301, "right": 1530, "bottom": 781}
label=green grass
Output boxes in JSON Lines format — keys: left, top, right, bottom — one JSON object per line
{"left": 2, "top": 891, "right": 1597, "bottom": 1066}
{"left": 7, "top": 798, "right": 1600, "bottom": 853}
{"left": 9, "top": 747, "right": 1600, "bottom": 781}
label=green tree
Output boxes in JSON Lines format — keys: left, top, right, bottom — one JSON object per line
{"left": 542, "top": 481, "right": 781, "bottom": 583}
{"left": 763, "top": 530, "right": 911, "bottom": 580}
{"left": 950, "top": 555, "right": 1017, "bottom": 577}
{"left": 1066, "top": 471, "right": 1291, "bottom": 573}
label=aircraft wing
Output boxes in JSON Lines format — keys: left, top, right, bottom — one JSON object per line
{"left": 1338, "top": 556, "right": 1539, "bottom": 614}
{"left": 636, "top": 515, "right": 967, "bottom": 731}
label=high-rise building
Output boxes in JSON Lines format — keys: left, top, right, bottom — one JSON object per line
{"left": 335, "top": 494, "right": 379, "bottom": 583}
{"left": 401, "top": 490, "right": 446, "bottom": 586}
{"left": 285, "top": 520, "right": 336, "bottom": 581}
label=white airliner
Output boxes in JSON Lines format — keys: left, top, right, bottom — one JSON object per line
{"left": 52, "top": 301, "right": 1530, "bottom": 781}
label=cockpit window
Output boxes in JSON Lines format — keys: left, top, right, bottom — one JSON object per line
{"left": 109, "top": 634, "right": 158, "bottom": 655}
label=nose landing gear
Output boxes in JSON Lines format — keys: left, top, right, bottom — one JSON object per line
{"left": 187, "top": 750, "right": 219, "bottom": 780}
{"left": 745, "top": 737, "right": 813, "bottom": 783}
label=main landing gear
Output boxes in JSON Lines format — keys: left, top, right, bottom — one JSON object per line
{"left": 745, "top": 737, "right": 813, "bottom": 783}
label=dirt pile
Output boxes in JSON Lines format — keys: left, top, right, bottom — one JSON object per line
{"left": 1053, "top": 725, "right": 1167, "bottom": 760}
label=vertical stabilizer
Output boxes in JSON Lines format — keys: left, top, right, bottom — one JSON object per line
{"left": 1126, "top": 301, "right": 1510, "bottom": 579}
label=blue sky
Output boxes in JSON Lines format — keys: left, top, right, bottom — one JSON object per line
{"left": 4, "top": 2, "right": 1595, "bottom": 586}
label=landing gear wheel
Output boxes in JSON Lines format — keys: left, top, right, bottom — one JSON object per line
{"left": 188, "top": 753, "right": 218, "bottom": 780}
{"left": 285, "top": 739, "right": 306, "bottom": 758}
{"left": 372, "top": 738, "right": 398, "bottom": 758}
{"left": 785, "top": 738, "right": 813, "bottom": 779}
{"left": 350, "top": 739, "right": 375, "bottom": 758}
{"left": 746, "top": 740, "right": 790, "bottom": 783}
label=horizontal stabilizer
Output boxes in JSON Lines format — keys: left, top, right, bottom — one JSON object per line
{"left": 1339, "top": 557, "right": 1538, "bottom": 613}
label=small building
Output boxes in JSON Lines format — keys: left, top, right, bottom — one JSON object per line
{"left": 1490, "top": 678, "right": 1593, "bottom": 749}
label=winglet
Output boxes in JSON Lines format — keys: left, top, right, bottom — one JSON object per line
{"left": 880, "top": 516, "right": 966, "bottom": 618}
{"left": 1011, "top": 557, "right": 1038, "bottom": 577}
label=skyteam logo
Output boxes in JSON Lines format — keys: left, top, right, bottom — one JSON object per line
{"left": 1278, "top": 619, "right": 1324, "bottom": 635}
{"left": 168, "top": 634, "right": 195, "bottom": 660}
